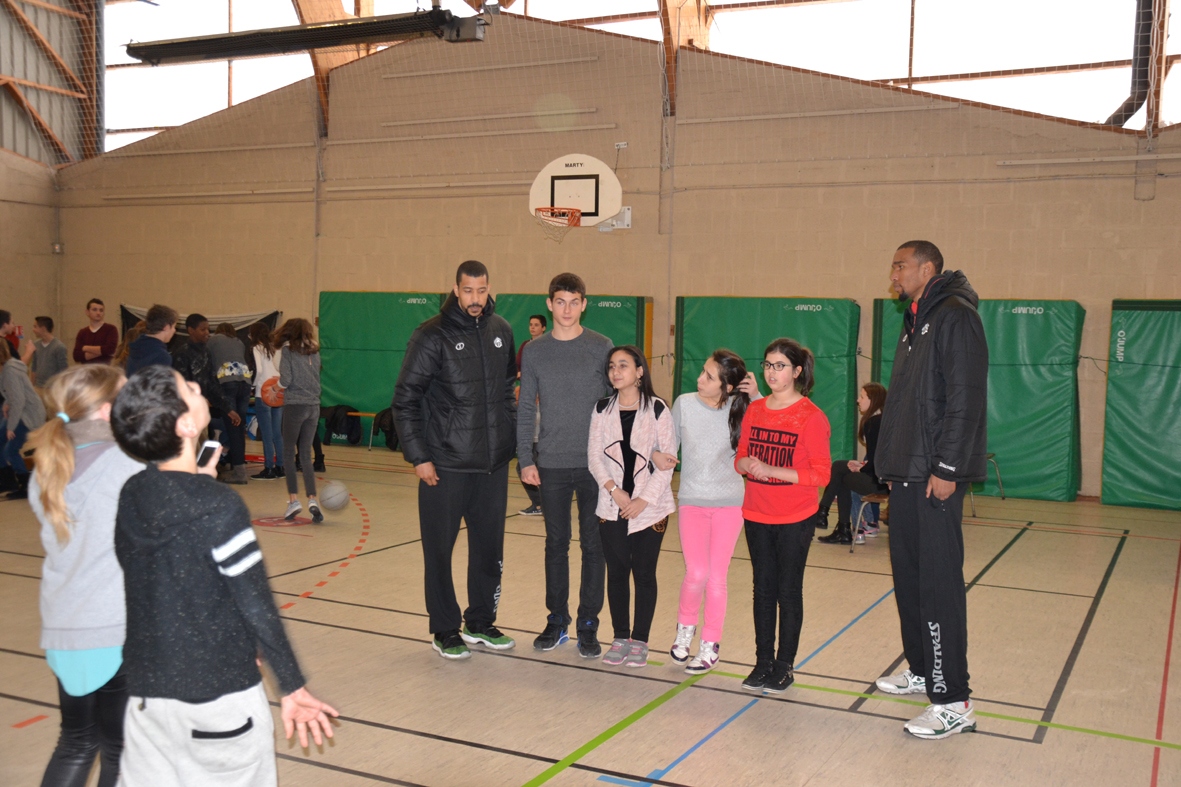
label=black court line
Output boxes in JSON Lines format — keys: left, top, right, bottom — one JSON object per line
{"left": 0, "top": 691, "right": 58, "bottom": 710}
{"left": 279, "top": 616, "right": 1037, "bottom": 748}
{"left": 971, "top": 582, "right": 1095, "bottom": 599}
{"left": 0, "top": 549, "right": 43, "bottom": 558}
{"left": 0, "top": 570, "right": 39, "bottom": 580}
{"left": 966, "top": 514, "right": 1139, "bottom": 532}
{"left": 274, "top": 709, "right": 698, "bottom": 787}
{"left": 1034, "top": 529, "right": 1129, "bottom": 744}
{"left": 848, "top": 522, "right": 1034, "bottom": 714}
{"left": 267, "top": 537, "right": 424, "bottom": 580}
{"left": 276, "top": 754, "right": 430, "bottom": 787}
{"left": 0, "top": 646, "right": 45, "bottom": 660}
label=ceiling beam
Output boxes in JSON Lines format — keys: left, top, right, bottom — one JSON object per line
{"left": 878, "top": 54, "right": 1181, "bottom": 86}
{"left": 1, "top": 0, "right": 87, "bottom": 94}
{"left": 0, "top": 79, "right": 74, "bottom": 162}
{"left": 20, "top": 0, "right": 87, "bottom": 20}
{"left": 290, "top": 0, "right": 365, "bottom": 127}
{"left": 1145, "top": 0, "right": 1170, "bottom": 138}
{"left": 559, "top": 0, "right": 838, "bottom": 26}
{"left": 71, "top": 0, "right": 100, "bottom": 158}
{"left": 659, "top": 0, "right": 712, "bottom": 116}
{"left": 0, "top": 73, "right": 86, "bottom": 98}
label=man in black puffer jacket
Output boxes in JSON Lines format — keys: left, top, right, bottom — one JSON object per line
{"left": 873, "top": 240, "right": 988, "bottom": 741}
{"left": 393, "top": 260, "right": 517, "bottom": 660}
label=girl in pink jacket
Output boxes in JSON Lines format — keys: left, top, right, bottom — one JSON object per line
{"left": 588, "top": 346, "right": 676, "bottom": 669}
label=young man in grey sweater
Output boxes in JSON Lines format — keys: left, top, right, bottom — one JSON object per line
{"left": 518, "top": 273, "right": 614, "bottom": 657}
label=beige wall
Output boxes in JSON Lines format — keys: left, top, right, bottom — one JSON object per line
{"left": 52, "top": 17, "right": 1181, "bottom": 496}
{"left": 0, "top": 149, "right": 58, "bottom": 341}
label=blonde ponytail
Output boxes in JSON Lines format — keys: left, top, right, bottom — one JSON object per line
{"left": 26, "top": 366, "right": 124, "bottom": 544}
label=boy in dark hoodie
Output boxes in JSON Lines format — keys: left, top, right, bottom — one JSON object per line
{"left": 111, "top": 365, "right": 337, "bottom": 786}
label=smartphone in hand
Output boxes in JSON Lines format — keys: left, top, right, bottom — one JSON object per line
{"left": 196, "top": 440, "right": 222, "bottom": 468}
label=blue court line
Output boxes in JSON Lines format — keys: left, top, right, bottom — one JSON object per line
{"left": 796, "top": 587, "right": 895, "bottom": 668}
{"left": 597, "top": 699, "right": 761, "bottom": 787}
{"left": 597, "top": 589, "right": 896, "bottom": 786}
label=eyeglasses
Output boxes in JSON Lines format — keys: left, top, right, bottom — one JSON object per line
{"left": 761, "top": 361, "right": 789, "bottom": 372}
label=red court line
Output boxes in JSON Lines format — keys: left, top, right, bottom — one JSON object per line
{"left": 12, "top": 715, "right": 47, "bottom": 728}
{"left": 315, "top": 581, "right": 328, "bottom": 587}
{"left": 280, "top": 602, "right": 296, "bottom": 610}
{"left": 1151, "top": 543, "right": 1181, "bottom": 786}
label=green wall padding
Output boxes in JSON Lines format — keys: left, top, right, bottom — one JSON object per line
{"left": 1102, "top": 300, "right": 1181, "bottom": 510}
{"left": 674, "top": 297, "right": 860, "bottom": 458}
{"left": 496, "top": 294, "right": 652, "bottom": 357}
{"left": 318, "top": 292, "right": 443, "bottom": 426}
{"left": 873, "top": 298, "right": 1085, "bottom": 501}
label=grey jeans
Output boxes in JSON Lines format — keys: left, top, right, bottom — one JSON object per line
{"left": 282, "top": 403, "right": 319, "bottom": 496}
{"left": 119, "top": 683, "right": 276, "bottom": 787}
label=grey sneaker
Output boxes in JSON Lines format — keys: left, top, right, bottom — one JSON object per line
{"left": 876, "top": 669, "right": 927, "bottom": 695}
{"left": 623, "top": 640, "right": 649, "bottom": 668}
{"left": 670, "top": 623, "right": 695, "bottom": 663}
{"left": 905, "top": 701, "right": 977, "bottom": 739}
{"left": 283, "top": 500, "right": 302, "bottom": 521}
{"left": 602, "top": 638, "right": 630, "bottom": 666}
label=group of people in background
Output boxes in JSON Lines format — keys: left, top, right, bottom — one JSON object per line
{"left": 391, "top": 239, "right": 988, "bottom": 742}
{"left": 8, "top": 236, "right": 988, "bottom": 787}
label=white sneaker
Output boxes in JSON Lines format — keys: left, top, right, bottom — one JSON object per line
{"left": 876, "top": 669, "right": 927, "bottom": 695}
{"left": 670, "top": 623, "right": 695, "bottom": 663}
{"left": 854, "top": 530, "right": 866, "bottom": 545}
{"left": 283, "top": 500, "right": 302, "bottom": 521}
{"left": 905, "top": 701, "right": 977, "bottom": 739}
{"left": 685, "top": 641, "right": 719, "bottom": 674}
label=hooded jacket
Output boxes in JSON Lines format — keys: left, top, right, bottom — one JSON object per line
{"left": 392, "top": 293, "right": 517, "bottom": 473}
{"left": 115, "top": 465, "right": 304, "bottom": 700}
{"left": 124, "top": 335, "right": 172, "bottom": 376}
{"left": 875, "top": 270, "right": 989, "bottom": 484}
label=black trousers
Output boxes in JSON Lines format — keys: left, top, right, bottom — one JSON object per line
{"left": 745, "top": 519, "right": 814, "bottom": 665}
{"left": 600, "top": 519, "right": 664, "bottom": 643}
{"left": 40, "top": 669, "right": 127, "bottom": 787}
{"left": 819, "top": 460, "right": 886, "bottom": 523}
{"left": 538, "top": 465, "right": 604, "bottom": 631}
{"left": 419, "top": 464, "right": 509, "bottom": 634}
{"left": 887, "top": 480, "right": 971, "bottom": 704}
{"left": 219, "top": 380, "right": 250, "bottom": 467}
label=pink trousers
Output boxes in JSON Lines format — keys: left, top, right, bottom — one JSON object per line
{"left": 676, "top": 505, "right": 745, "bottom": 642}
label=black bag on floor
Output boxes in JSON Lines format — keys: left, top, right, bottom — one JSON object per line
{"left": 322, "top": 404, "right": 363, "bottom": 446}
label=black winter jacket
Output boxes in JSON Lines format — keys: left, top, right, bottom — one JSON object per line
{"left": 392, "top": 293, "right": 517, "bottom": 473}
{"left": 171, "top": 340, "right": 231, "bottom": 417}
{"left": 876, "top": 270, "right": 989, "bottom": 484}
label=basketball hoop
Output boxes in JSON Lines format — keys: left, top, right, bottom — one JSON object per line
{"left": 534, "top": 206, "right": 581, "bottom": 243}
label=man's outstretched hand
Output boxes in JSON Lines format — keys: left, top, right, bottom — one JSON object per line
{"left": 281, "top": 687, "right": 339, "bottom": 748}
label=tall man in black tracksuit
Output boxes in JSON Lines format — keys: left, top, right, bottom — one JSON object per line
{"left": 874, "top": 240, "right": 988, "bottom": 740}
{"left": 393, "top": 260, "right": 518, "bottom": 660}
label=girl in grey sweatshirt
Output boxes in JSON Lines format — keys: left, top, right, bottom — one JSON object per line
{"left": 27, "top": 364, "right": 144, "bottom": 787}
{"left": 0, "top": 338, "right": 47, "bottom": 498}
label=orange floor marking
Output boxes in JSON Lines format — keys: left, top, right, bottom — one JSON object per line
{"left": 12, "top": 715, "right": 48, "bottom": 729}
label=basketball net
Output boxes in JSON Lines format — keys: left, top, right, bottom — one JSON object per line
{"left": 534, "top": 207, "right": 581, "bottom": 243}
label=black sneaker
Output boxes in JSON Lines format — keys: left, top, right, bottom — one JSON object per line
{"left": 432, "top": 630, "right": 471, "bottom": 660}
{"left": 273, "top": 466, "right": 286, "bottom": 478}
{"left": 461, "top": 624, "right": 515, "bottom": 650}
{"left": 817, "top": 525, "right": 852, "bottom": 545}
{"left": 742, "top": 660, "right": 774, "bottom": 691}
{"left": 763, "top": 660, "right": 795, "bottom": 694}
{"left": 308, "top": 502, "right": 324, "bottom": 524}
{"left": 251, "top": 468, "right": 275, "bottom": 480}
{"left": 313, "top": 461, "right": 326, "bottom": 473}
{"left": 533, "top": 615, "right": 569, "bottom": 651}
{"left": 576, "top": 628, "right": 601, "bottom": 659}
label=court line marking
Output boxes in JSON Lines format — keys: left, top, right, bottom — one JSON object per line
{"left": 1150, "top": 541, "right": 1181, "bottom": 787}
{"left": 1035, "top": 529, "right": 1128, "bottom": 743}
{"left": 849, "top": 522, "right": 1032, "bottom": 714}
{"left": 0, "top": 570, "right": 39, "bottom": 580}
{"left": 267, "top": 536, "right": 421, "bottom": 580}
{"left": 598, "top": 699, "right": 760, "bottom": 787}
{"left": 968, "top": 519, "right": 1179, "bottom": 543}
{"left": 276, "top": 753, "right": 429, "bottom": 787}
{"left": 796, "top": 589, "right": 895, "bottom": 668}
{"left": 522, "top": 675, "right": 705, "bottom": 787}
{"left": 11, "top": 714, "right": 48, "bottom": 728}
{"left": 0, "top": 549, "right": 43, "bottom": 558}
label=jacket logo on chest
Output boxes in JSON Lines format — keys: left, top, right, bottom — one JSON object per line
{"left": 494, "top": 337, "right": 503, "bottom": 348}
{"left": 455, "top": 342, "right": 465, "bottom": 351}
{"left": 921, "top": 323, "right": 929, "bottom": 335}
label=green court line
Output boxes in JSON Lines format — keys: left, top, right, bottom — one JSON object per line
{"left": 713, "top": 672, "right": 1181, "bottom": 751}
{"left": 521, "top": 675, "right": 704, "bottom": 786}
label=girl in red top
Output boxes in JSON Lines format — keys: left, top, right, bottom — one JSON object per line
{"left": 735, "top": 338, "right": 831, "bottom": 694}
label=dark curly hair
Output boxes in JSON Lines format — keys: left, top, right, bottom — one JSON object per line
{"left": 112, "top": 365, "right": 189, "bottom": 463}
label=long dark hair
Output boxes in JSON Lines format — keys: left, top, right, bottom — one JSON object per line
{"left": 763, "top": 337, "right": 815, "bottom": 396}
{"left": 709, "top": 349, "right": 751, "bottom": 450}
{"left": 248, "top": 322, "right": 275, "bottom": 359}
{"left": 858, "top": 382, "right": 887, "bottom": 445}
{"left": 605, "top": 345, "right": 656, "bottom": 411}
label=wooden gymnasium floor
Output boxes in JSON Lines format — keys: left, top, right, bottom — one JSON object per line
{"left": 2, "top": 443, "right": 1180, "bottom": 787}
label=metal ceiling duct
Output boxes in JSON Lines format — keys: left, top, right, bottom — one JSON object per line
{"left": 1104, "top": 0, "right": 1154, "bottom": 126}
{"left": 124, "top": 9, "right": 485, "bottom": 66}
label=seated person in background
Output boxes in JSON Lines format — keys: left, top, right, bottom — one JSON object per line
{"left": 111, "top": 365, "right": 337, "bottom": 787}
{"left": 816, "top": 382, "right": 888, "bottom": 545}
